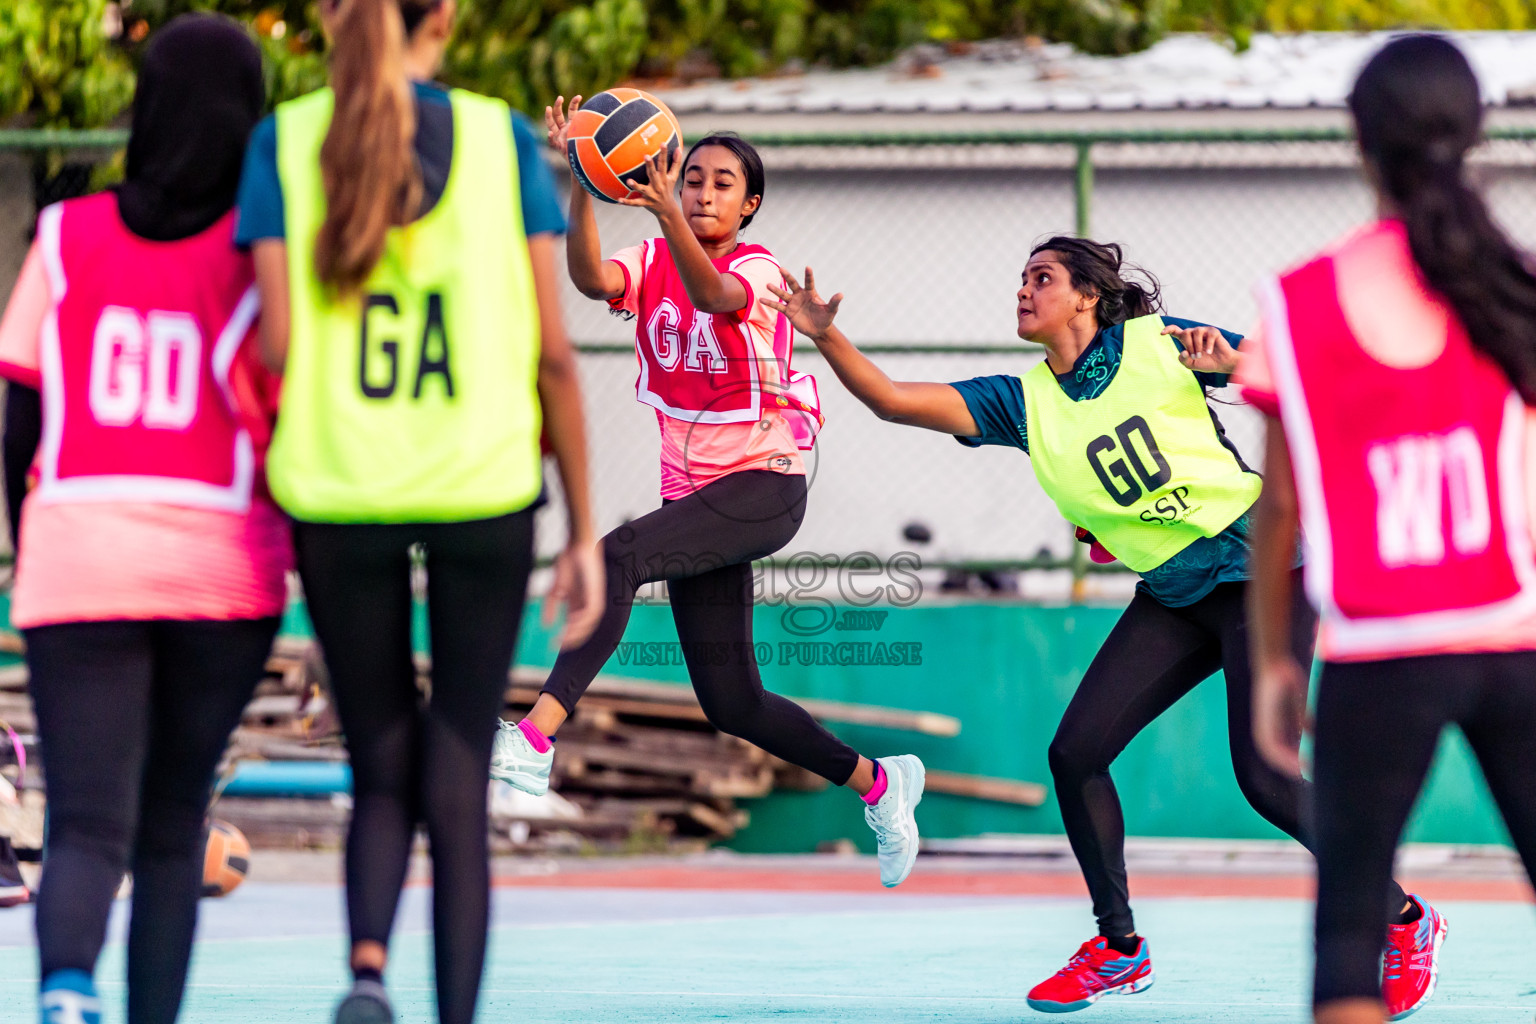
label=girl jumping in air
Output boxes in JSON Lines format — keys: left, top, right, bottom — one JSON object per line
{"left": 0, "top": 17, "right": 285, "bottom": 1024}
{"left": 1246, "top": 34, "right": 1536, "bottom": 1024}
{"left": 237, "top": 1, "right": 601, "bottom": 1021}
{"left": 763, "top": 240, "right": 1431, "bottom": 1013}
{"left": 491, "top": 101, "right": 925, "bottom": 887}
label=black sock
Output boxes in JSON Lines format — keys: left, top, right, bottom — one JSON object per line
{"left": 1392, "top": 897, "right": 1423, "bottom": 926}
{"left": 1104, "top": 933, "right": 1140, "bottom": 955}
{"left": 353, "top": 966, "right": 383, "bottom": 986}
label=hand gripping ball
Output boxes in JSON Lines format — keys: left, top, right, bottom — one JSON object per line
{"left": 566, "top": 89, "right": 683, "bottom": 204}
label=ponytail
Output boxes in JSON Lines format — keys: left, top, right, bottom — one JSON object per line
{"left": 1030, "top": 235, "right": 1163, "bottom": 329}
{"left": 1352, "top": 35, "right": 1536, "bottom": 404}
{"left": 315, "top": 0, "right": 430, "bottom": 295}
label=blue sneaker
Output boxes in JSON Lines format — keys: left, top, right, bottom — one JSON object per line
{"left": 40, "top": 970, "right": 101, "bottom": 1024}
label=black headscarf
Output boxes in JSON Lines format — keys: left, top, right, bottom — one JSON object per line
{"left": 116, "top": 14, "right": 265, "bottom": 242}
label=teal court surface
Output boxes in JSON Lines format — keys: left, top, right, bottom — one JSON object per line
{"left": 2, "top": 853, "right": 1535, "bottom": 1023}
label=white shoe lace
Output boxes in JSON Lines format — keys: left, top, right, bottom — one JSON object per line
{"left": 868, "top": 809, "right": 904, "bottom": 845}
{"left": 865, "top": 779, "right": 905, "bottom": 845}
{"left": 493, "top": 721, "right": 535, "bottom": 757}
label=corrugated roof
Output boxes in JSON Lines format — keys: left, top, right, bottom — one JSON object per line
{"left": 652, "top": 32, "right": 1536, "bottom": 115}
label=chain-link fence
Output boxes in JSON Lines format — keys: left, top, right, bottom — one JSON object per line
{"left": 557, "top": 127, "right": 1536, "bottom": 572}
{"left": 7, "top": 127, "right": 1536, "bottom": 575}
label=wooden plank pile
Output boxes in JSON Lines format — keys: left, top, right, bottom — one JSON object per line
{"left": 0, "top": 635, "right": 1047, "bottom": 856}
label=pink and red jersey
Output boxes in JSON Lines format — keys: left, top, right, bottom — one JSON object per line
{"left": 608, "top": 239, "right": 820, "bottom": 499}
{"left": 0, "top": 194, "right": 291, "bottom": 629}
{"left": 1245, "top": 220, "right": 1536, "bottom": 660}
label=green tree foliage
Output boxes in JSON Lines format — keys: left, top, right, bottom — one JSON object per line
{"left": 125, "top": 0, "right": 328, "bottom": 104}
{"left": 20, "top": 0, "right": 1536, "bottom": 131}
{"left": 449, "top": 0, "right": 648, "bottom": 114}
{"left": 0, "top": 0, "right": 135, "bottom": 128}
{"left": 1256, "top": 0, "right": 1536, "bottom": 31}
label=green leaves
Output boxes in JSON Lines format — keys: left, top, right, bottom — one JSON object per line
{"left": 443, "top": 0, "right": 649, "bottom": 115}
{"left": 1255, "top": 0, "right": 1536, "bottom": 31}
{"left": 16, "top": 0, "right": 1536, "bottom": 131}
{"left": 0, "top": 0, "right": 134, "bottom": 128}
{"left": 526, "top": 0, "right": 650, "bottom": 110}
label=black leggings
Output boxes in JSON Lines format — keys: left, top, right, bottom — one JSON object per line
{"left": 4, "top": 382, "right": 40, "bottom": 549}
{"left": 26, "top": 617, "right": 279, "bottom": 1024}
{"left": 541, "top": 470, "right": 861, "bottom": 785}
{"left": 1313, "top": 651, "right": 1536, "bottom": 1006}
{"left": 1049, "top": 574, "right": 1406, "bottom": 937}
{"left": 293, "top": 510, "right": 533, "bottom": 1024}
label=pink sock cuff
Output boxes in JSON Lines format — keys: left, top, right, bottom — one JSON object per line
{"left": 517, "top": 718, "right": 552, "bottom": 754}
{"left": 861, "top": 762, "right": 888, "bottom": 805}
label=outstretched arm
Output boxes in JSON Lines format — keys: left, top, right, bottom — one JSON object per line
{"left": 762, "top": 268, "right": 978, "bottom": 435}
{"left": 1248, "top": 416, "right": 1308, "bottom": 779}
{"left": 547, "top": 97, "right": 625, "bottom": 301}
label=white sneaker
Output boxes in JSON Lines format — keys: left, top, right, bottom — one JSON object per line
{"left": 489, "top": 719, "right": 553, "bottom": 796}
{"left": 863, "top": 754, "right": 924, "bottom": 888}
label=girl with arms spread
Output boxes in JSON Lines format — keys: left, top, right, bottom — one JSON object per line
{"left": 491, "top": 102, "right": 925, "bottom": 887}
{"left": 764, "top": 240, "right": 1428, "bottom": 1014}
{"left": 1246, "top": 34, "right": 1536, "bottom": 1024}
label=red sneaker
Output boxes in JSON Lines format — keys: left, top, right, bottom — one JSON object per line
{"left": 1027, "top": 936, "right": 1154, "bottom": 1013}
{"left": 1383, "top": 895, "right": 1447, "bottom": 1021}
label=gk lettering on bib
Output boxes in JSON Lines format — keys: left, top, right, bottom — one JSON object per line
{"left": 1259, "top": 224, "right": 1536, "bottom": 656}
{"left": 34, "top": 196, "right": 257, "bottom": 511}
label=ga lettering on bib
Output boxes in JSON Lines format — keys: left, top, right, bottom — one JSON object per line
{"left": 268, "top": 87, "right": 543, "bottom": 523}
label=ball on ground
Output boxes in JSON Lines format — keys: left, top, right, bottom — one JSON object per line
{"left": 202, "top": 819, "right": 250, "bottom": 898}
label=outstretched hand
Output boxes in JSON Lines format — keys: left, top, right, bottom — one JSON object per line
{"left": 762, "top": 267, "right": 843, "bottom": 341}
{"left": 544, "top": 95, "right": 583, "bottom": 153}
{"left": 1165, "top": 324, "right": 1240, "bottom": 375}
{"left": 617, "top": 146, "right": 683, "bottom": 217}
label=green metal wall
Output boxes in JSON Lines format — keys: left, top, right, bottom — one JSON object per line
{"left": 507, "top": 600, "right": 1512, "bottom": 855}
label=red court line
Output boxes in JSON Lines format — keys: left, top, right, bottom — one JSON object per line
{"left": 492, "top": 866, "right": 1534, "bottom": 903}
